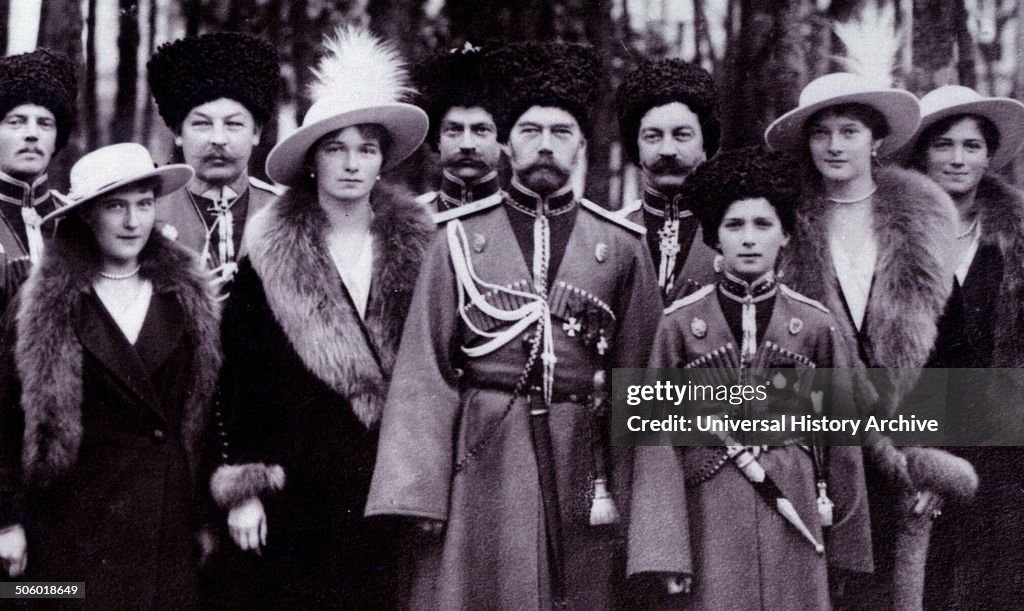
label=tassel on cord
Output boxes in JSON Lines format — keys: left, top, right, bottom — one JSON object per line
{"left": 589, "top": 371, "right": 620, "bottom": 526}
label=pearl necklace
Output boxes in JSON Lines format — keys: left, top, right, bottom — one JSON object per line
{"left": 956, "top": 218, "right": 979, "bottom": 240}
{"left": 828, "top": 185, "right": 877, "bottom": 204}
{"left": 98, "top": 265, "right": 141, "bottom": 281}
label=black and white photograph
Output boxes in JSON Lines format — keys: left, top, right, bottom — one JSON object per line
{"left": 0, "top": 0, "right": 1021, "bottom": 609}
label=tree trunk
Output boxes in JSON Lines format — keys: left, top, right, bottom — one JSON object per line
{"left": 0, "top": 0, "right": 10, "bottom": 56}
{"left": 185, "top": 0, "right": 201, "bottom": 36}
{"left": 83, "top": 0, "right": 98, "bottom": 152}
{"left": 584, "top": 0, "right": 615, "bottom": 206}
{"left": 112, "top": 0, "right": 140, "bottom": 144}
{"left": 37, "top": 0, "right": 82, "bottom": 188}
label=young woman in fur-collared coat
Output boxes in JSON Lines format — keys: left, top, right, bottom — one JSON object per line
{"left": 0, "top": 143, "right": 219, "bottom": 610}
{"left": 208, "top": 28, "right": 431, "bottom": 610}
{"left": 902, "top": 85, "right": 1024, "bottom": 610}
{"left": 765, "top": 72, "right": 978, "bottom": 609}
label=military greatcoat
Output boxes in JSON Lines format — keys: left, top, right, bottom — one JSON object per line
{"left": 628, "top": 282, "right": 873, "bottom": 610}
{"left": 366, "top": 188, "right": 662, "bottom": 610}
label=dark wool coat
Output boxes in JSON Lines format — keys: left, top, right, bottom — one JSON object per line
{"left": 925, "top": 174, "right": 1024, "bottom": 610}
{"left": 210, "top": 182, "right": 430, "bottom": 610}
{"left": 628, "top": 284, "right": 872, "bottom": 610}
{"left": 779, "top": 166, "right": 978, "bottom": 609}
{"left": 366, "top": 198, "right": 662, "bottom": 610}
{"left": 0, "top": 230, "right": 221, "bottom": 610}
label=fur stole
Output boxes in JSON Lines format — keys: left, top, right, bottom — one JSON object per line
{"left": 779, "top": 166, "right": 956, "bottom": 413}
{"left": 975, "top": 174, "right": 1024, "bottom": 367}
{"left": 242, "top": 181, "right": 431, "bottom": 429}
{"left": 14, "top": 230, "right": 221, "bottom": 489}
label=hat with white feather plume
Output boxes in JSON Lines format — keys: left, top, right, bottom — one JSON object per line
{"left": 265, "top": 26, "right": 428, "bottom": 185}
{"left": 764, "top": 2, "right": 919, "bottom": 156}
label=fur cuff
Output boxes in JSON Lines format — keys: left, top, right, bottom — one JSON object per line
{"left": 903, "top": 447, "right": 978, "bottom": 504}
{"left": 865, "top": 438, "right": 911, "bottom": 489}
{"left": 210, "top": 463, "right": 285, "bottom": 510}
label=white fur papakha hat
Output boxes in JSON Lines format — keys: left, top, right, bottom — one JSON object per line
{"left": 764, "top": 2, "right": 920, "bottom": 156}
{"left": 265, "top": 26, "right": 428, "bottom": 186}
{"left": 44, "top": 143, "right": 193, "bottom": 224}
{"left": 896, "top": 85, "right": 1024, "bottom": 169}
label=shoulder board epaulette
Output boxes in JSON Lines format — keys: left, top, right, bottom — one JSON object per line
{"left": 248, "top": 176, "right": 285, "bottom": 197}
{"left": 431, "top": 196, "right": 503, "bottom": 225}
{"left": 664, "top": 284, "right": 714, "bottom": 315}
{"left": 616, "top": 198, "right": 642, "bottom": 218}
{"left": 579, "top": 199, "right": 646, "bottom": 235}
{"left": 779, "top": 284, "right": 830, "bottom": 314}
{"left": 415, "top": 191, "right": 437, "bottom": 206}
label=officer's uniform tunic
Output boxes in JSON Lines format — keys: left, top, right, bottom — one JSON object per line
{"left": 628, "top": 278, "right": 873, "bottom": 610}
{"left": 367, "top": 183, "right": 662, "bottom": 610}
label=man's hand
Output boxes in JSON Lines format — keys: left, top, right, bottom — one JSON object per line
{"left": 228, "top": 497, "right": 267, "bottom": 554}
{"left": 0, "top": 524, "right": 27, "bottom": 577}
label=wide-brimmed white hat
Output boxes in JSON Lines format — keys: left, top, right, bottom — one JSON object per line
{"left": 43, "top": 142, "right": 193, "bottom": 224}
{"left": 265, "top": 27, "right": 428, "bottom": 186}
{"left": 764, "top": 72, "right": 920, "bottom": 156}
{"left": 895, "top": 85, "right": 1024, "bottom": 169}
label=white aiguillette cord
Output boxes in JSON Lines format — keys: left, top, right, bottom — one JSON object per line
{"left": 446, "top": 220, "right": 556, "bottom": 405}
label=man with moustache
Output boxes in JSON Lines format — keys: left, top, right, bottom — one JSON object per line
{"left": 147, "top": 32, "right": 281, "bottom": 288}
{"left": 0, "top": 49, "right": 77, "bottom": 310}
{"left": 416, "top": 43, "right": 503, "bottom": 212}
{"left": 367, "top": 42, "right": 661, "bottom": 609}
{"left": 616, "top": 58, "right": 722, "bottom": 303}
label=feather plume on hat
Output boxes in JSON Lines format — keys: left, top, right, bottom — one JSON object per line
{"left": 308, "top": 26, "right": 416, "bottom": 108}
{"left": 264, "top": 25, "right": 428, "bottom": 184}
{"left": 833, "top": 2, "right": 902, "bottom": 86}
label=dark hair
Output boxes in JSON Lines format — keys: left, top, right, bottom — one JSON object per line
{"left": 805, "top": 103, "right": 891, "bottom": 141}
{"left": 300, "top": 123, "right": 392, "bottom": 189}
{"left": 682, "top": 146, "right": 798, "bottom": 250}
{"left": 911, "top": 113, "right": 999, "bottom": 170}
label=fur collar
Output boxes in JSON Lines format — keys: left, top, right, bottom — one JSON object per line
{"left": 780, "top": 166, "right": 956, "bottom": 411}
{"left": 975, "top": 174, "right": 1024, "bottom": 366}
{"left": 243, "top": 181, "right": 430, "bottom": 428}
{"left": 15, "top": 228, "right": 221, "bottom": 488}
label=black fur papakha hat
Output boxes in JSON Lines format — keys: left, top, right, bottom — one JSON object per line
{"left": 683, "top": 146, "right": 798, "bottom": 249}
{"left": 417, "top": 42, "right": 497, "bottom": 151}
{"left": 147, "top": 32, "right": 279, "bottom": 130}
{"left": 488, "top": 41, "right": 599, "bottom": 142}
{"left": 617, "top": 58, "right": 720, "bottom": 165}
{"left": 0, "top": 49, "right": 77, "bottom": 151}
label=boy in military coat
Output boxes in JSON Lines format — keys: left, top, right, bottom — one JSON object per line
{"left": 628, "top": 148, "right": 873, "bottom": 610}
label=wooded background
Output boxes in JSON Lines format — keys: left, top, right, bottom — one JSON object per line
{"left": 3, "top": 0, "right": 1021, "bottom": 205}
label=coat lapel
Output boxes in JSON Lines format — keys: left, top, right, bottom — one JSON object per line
{"left": 75, "top": 293, "right": 166, "bottom": 422}
{"left": 244, "top": 181, "right": 430, "bottom": 428}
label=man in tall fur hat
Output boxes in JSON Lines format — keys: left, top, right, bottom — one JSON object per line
{"left": 616, "top": 58, "right": 721, "bottom": 304}
{"left": 367, "top": 41, "right": 662, "bottom": 609}
{"left": 415, "top": 42, "right": 504, "bottom": 212}
{"left": 147, "top": 32, "right": 282, "bottom": 288}
{"left": 0, "top": 48, "right": 77, "bottom": 310}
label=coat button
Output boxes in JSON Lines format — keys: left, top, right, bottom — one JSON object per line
{"left": 153, "top": 430, "right": 165, "bottom": 442}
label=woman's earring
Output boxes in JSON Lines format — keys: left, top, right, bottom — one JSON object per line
{"left": 309, "top": 170, "right": 316, "bottom": 178}
{"left": 376, "top": 175, "right": 381, "bottom": 182}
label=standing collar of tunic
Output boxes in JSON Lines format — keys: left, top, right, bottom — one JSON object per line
{"left": 0, "top": 169, "right": 49, "bottom": 208}
{"left": 718, "top": 269, "right": 777, "bottom": 303}
{"left": 642, "top": 185, "right": 691, "bottom": 219}
{"left": 506, "top": 178, "right": 575, "bottom": 217}
{"left": 439, "top": 169, "right": 500, "bottom": 207}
